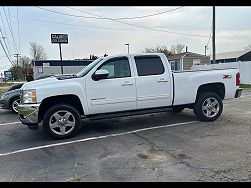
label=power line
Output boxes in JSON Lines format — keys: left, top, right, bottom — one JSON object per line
{"left": 2, "top": 7, "right": 19, "bottom": 53}
{"left": 66, "top": 7, "right": 209, "bottom": 38}
{"left": 10, "top": 14, "right": 210, "bottom": 32}
{"left": 13, "top": 15, "right": 148, "bottom": 31}
{"left": 36, "top": 6, "right": 208, "bottom": 38}
{"left": 67, "top": 6, "right": 184, "bottom": 20}
{"left": 36, "top": 7, "right": 103, "bottom": 19}
{"left": 0, "top": 12, "right": 7, "bottom": 35}
{"left": 0, "top": 27, "right": 13, "bottom": 62}
{"left": 0, "top": 16, "right": 13, "bottom": 62}
{"left": 16, "top": 7, "right": 20, "bottom": 53}
{"left": 0, "top": 11, "right": 14, "bottom": 56}
{"left": 0, "top": 36, "right": 14, "bottom": 65}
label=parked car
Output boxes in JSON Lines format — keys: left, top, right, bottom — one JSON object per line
{"left": 18, "top": 53, "right": 242, "bottom": 139}
{"left": 0, "top": 83, "right": 23, "bottom": 113}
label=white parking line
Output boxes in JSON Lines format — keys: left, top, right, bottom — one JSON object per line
{"left": 0, "top": 122, "right": 21, "bottom": 126}
{"left": 0, "top": 121, "right": 198, "bottom": 157}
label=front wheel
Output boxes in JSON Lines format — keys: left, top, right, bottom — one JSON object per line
{"left": 10, "top": 97, "right": 21, "bottom": 113}
{"left": 43, "top": 104, "right": 82, "bottom": 139}
{"left": 193, "top": 92, "right": 223, "bottom": 122}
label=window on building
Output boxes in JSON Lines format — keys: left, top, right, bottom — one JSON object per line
{"left": 170, "top": 60, "right": 181, "bottom": 71}
{"left": 98, "top": 57, "right": 131, "bottom": 79}
{"left": 43, "top": 63, "right": 50, "bottom": 67}
{"left": 134, "top": 56, "right": 164, "bottom": 76}
{"left": 193, "top": 59, "right": 201, "bottom": 66}
{"left": 37, "top": 67, "right": 43, "bottom": 73}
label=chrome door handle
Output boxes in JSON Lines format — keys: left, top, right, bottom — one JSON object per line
{"left": 157, "top": 78, "right": 169, "bottom": 82}
{"left": 121, "top": 81, "right": 133, "bottom": 86}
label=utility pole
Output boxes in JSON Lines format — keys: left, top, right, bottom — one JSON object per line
{"left": 14, "top": 53, "right": 20, "bottom": 67}
{"left": 212, "top": 6, "right": 216, "bottom": 64}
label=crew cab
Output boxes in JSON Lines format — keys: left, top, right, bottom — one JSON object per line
{"left": 17, "top": 53, "right": 242, "bottom": 139}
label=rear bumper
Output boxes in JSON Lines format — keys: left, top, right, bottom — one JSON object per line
{"left": 18, "top": 104, "right": 40, "bottom": 126}
{"left": 235, "top": 89, "right": 242, "bottom": 98}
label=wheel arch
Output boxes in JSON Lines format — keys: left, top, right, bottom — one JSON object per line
{"left": 9, "top": 95, "right": 20, "bottom": 109}
{"left": 38, "top": 94, "right": 84, "bottom": 123}
{"left": 196, "top": 82, "right": 225, "bottom": 101}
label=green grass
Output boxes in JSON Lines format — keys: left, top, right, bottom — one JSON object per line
{"left": 0, "top": 83, "right": 12, "bottom": 87}
{"left": 240, "top": 84, "right": 251, "bottom": 89}
{"left": 70, "top": 175, "right": 81, "bottom": 182}
{"left": 0, "top": 89, "right": 7, "bottom": 95}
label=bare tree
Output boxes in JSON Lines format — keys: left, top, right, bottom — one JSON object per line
{"left": 19, "top": 56, "right": 31, "bottom": 80}
{"left": 243, "top": 44, "right": 251, "bottom": 50}
{"left": 29, "top": 42, "right": 48, "bottom": 60}
{"left": 141, "top": 45, "right": 172, "bottom": 57}
{"left": 170, "top": 44, "right": 185, "bottom": 54}
{"left": 10, "top": 56, "right": 31, "bottom": 80}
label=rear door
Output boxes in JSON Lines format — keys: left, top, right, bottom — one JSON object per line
{"left": 132, "top": 55, "right": 172, "bottom": 109}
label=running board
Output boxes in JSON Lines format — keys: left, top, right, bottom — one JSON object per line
{"left": 88, "top": 107, "right": 173, "bottom": 121}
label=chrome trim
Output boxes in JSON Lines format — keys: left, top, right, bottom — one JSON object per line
{"left": 18, "top": 104, "right": 40, "bottom": 125}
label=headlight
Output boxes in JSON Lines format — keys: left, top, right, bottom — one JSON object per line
{"left": 22, "top": 89, "right": 37, "bottom": 104}
{"left": 0, "top": 93, "right": 8, "bottom": 99}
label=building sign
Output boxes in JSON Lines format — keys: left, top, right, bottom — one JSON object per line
{"left": 51, "top": 34, "right": 68, "bottom": 44}
{"left": 4, "top": 71, "right": 12, "bottom": 78}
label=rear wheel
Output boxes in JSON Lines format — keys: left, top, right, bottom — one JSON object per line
{"left": 193, "top": 92, "right": 223, "bottom": 122}
{"left": 10, "top": 97, "right": 21, "bottom": 113}
{"left": 43, "top": 104, "right": 81, "bottom": 139}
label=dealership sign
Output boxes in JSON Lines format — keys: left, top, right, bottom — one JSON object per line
{"left": 51, "top": 34, "right": 68, "bottom": 44}
{"left": 4, "top": 71, "right": 12, "bottom": 78}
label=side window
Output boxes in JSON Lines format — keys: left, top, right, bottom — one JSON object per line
{"left": 135, "top": 56, "right": 165, "bottom": 76}
{"left": 98, "top": 57, "right": 131, "bottom": 79}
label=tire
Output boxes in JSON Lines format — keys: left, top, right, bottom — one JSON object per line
{"left": 42, "top": 104, "right": 82, "bottom": 139}
{"left": 171, "top": 106, "right": 185, "bottom": 113}
{"left": 193, "top": 92, "right": 223, "bottom": 122}
{"left": 10, "top": 97, "right": 21, "bottom": 113}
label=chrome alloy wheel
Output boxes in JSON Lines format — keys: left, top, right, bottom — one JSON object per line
{"left": 49, "top": 110, "right": 76, "bottom": 135}
{"left": 12, "top": 99, "right": 21, "bottom": 113}
{"left": 202, "top": 97, "right": 220, "bottom": 118}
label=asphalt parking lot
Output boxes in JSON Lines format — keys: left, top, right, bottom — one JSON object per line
{"left": 0, "top": 90, "right": 250, "bottom": 182}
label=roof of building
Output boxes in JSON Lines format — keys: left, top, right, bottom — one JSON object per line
{"left": 32, "top": 59, "right": 93, "bottom": 67}
{"left": 167, "top": 52, "right": 208, "bottom": 60}
{"left": 167, "top": 52, "right": 187, "bottom": 60}
{"left": 210, "top": 49, "right": 251, "bottom": 60}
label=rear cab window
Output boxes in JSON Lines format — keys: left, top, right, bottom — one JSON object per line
{"left": 134, "top": 55, "right": 165, "bottom": 76}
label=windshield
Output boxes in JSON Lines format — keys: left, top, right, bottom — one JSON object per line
{"left": 76, "top": 58, "right": 103, "bottom": 78}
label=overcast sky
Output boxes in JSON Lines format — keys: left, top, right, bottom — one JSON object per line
{"left": 0, "top": 6, "right": 251, "bottom": 74}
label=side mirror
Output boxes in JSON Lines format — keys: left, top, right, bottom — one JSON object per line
{"left": 92, "top": 69, "right": 109, "bottom": 81}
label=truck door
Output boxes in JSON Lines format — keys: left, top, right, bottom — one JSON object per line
{"left": 133, "top": 55, "right": 172, "bottom": 109}
{"left": 85, "top": 56, "right": 137, "bottom": 114}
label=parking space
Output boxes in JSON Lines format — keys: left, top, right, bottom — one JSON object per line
{"left": 0, "top": 91, "right": 250, "bottom": 181}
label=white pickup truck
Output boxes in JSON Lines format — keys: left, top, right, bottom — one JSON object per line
{"left": 18, "top": 53, "right": 242, "bottom": 139}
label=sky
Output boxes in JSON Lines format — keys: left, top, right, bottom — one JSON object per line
{"left": 0, "top": 6, "right": 251, "bottom": 74}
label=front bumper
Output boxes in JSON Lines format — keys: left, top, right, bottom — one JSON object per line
{"left": 18, "top": 103, "right": 40, "bottom": 125}
{"left": 0, "top": 98, "right": 9, "bottom": 109}
{"left": 235, "top": 89, "right": 242, "bottom": 98}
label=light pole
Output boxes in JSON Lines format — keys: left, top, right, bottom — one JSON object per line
{"left": 212, "top": 6, "right": 216, "bottom": 64}
{"left": 125, "top": 43, "right": 129, "bottom": 54}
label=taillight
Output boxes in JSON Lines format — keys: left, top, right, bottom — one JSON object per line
{"left": 236, "top": 72, "right": 240, "bottom": 86}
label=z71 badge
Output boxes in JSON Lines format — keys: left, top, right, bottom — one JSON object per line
{"left": 223, "top": 75, "right": 232, "bottom": 79}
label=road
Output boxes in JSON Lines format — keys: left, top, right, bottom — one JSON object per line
{"left": 0, "top": 91, "right": 250, "bottom": 182}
